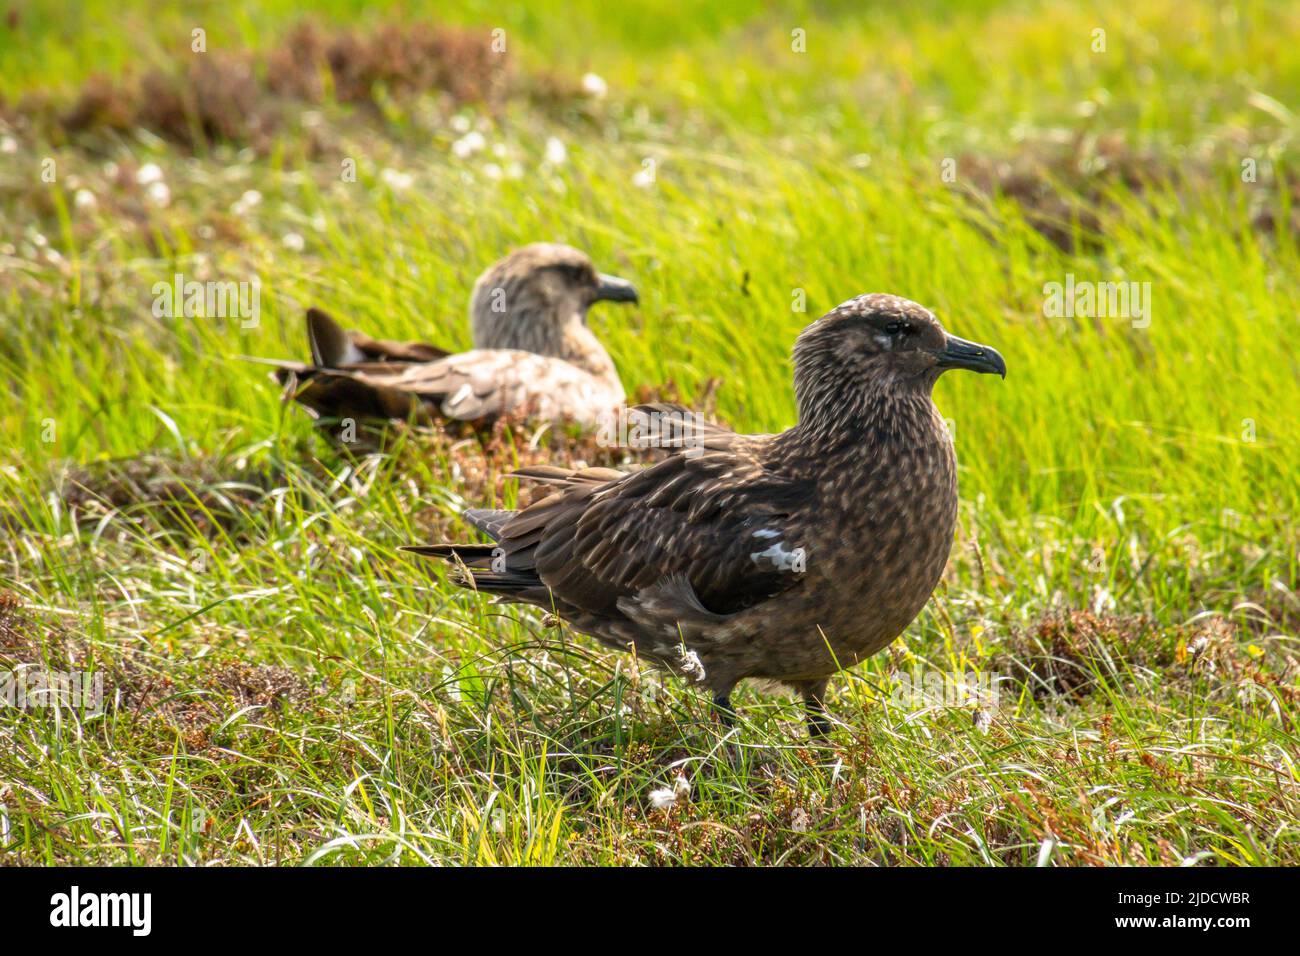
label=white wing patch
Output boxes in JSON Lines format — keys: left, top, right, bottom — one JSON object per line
{"left": 750, "top": 539, "right": 806, "bottom": 572}
{"left": 447, "top": 382, "right": 474, "bottom": 410}
{"left": 339, "top": 341, "right": 368, "bottom": 365}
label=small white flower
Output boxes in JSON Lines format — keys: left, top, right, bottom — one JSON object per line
{"left": 648, "top": 774, "right": 691, "bottom": 810}
{"left": 442, "top": 664, "right": 463, "bottom": 703}
{"left": 136, "top": 162, "right": 164, "bottom": 185}
{"left": 491, "top": 142, "right": 508, "bottom": 158}
{"left": 451, "top": 131, "right": 486, "bottom": 158}
{"left": 1036, "top": 837, "right": 1057, "bottom": 867}
{"left": 581, "top": 72, "right": 608, "bottom": 98}
{"left": 190, "top": 252, "right": 211, "bottom": 280}
{"left": 632, "top": 166, "right": 655, "bottom": 189}
{"left": 145, "top": 181, "right": 171, "bottom": 207}
{"left": 450, "top": 114, "right": 472, "bottom": 133}
{"left": 381, "top": 168, "right": 413, "bottom": 190}
{"left": 0, "top": 135, "right": 17, "bottom": 154}
{"left": 231, "top": 189, "right": 262, "bottom": 216}
{"left": 482, "top": 163, "right": 503, "bottom": 180}
{"left": 282, "top": 232, "right": 305, "bottom": 252}
{"left": 73, "top": 189, "right": 97, "bottom": 211}
{"left": 544, "top": 136, "right": 567, "bottom": 165}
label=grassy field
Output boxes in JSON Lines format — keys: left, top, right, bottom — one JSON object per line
{"left": 1, "top": 0, "right": 1297, "bottom": 865}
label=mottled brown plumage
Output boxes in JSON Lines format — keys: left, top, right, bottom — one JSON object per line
{"left": 407, "top": 294, "right": 1005, "bottom": 736}
{"left": 266, "top": 243, "right": 638, "bottom": 426}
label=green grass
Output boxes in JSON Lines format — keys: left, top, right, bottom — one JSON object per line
{"left": 0, "top": 0, "right": 1297, "bottom": 865}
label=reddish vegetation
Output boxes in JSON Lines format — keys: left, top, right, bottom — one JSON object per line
{"left": 956, "top": 134, "right": 1170, "bottom": 252}
{"left": 267, "top": 21, "right": 509, "bottom": 107}
{"left": 1249, "top": 175, "right": 1300, "bottom": 238}
{"left": 110, "top": 658, "right": 311, "bottom": 742}
{"left": 994, "top": 609, "right": 1274, "bottom": 701}
{"left": 16, "top": 19, "right": 528, "bottom": 151}
{"left": 0, "top": 589, "right": 79, "bottom": 671}
{"left": 954, "top": 132, "right": 1297, "bottom": 247}
{"left": 1, "top": 589, "right": 310, "bottom": 741}
{"left": 55, "top": 453, "right": 278, "bottom": 533}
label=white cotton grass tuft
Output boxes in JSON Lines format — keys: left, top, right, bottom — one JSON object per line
{"left": 1091, "top": 585, "right": 1116, "bottom": 614}
{"left": 441, "top": 664, "right": 463, "bottom": 703}
{"left": 648, "top": 773, "right": 691, "bottom": 811}
{"left": 677, "top": 647, "right": 706, "bottom": 683}
{"left": 544, "top": 136, "right": 567, "bottom": 165}
{"left": 380, "top": 168, "right": 413, "bottom": 190}
{"left": 451, "top": 130, "right": 487, "bottom": 158}
{"left": 144, "top": 181, "right": 171, "bottom": 207}
{"left": 231, "top": 189, "right": 262, "bottom": 216}
{"left": 135, "top": 162, "right": 164, "bottom": 185}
